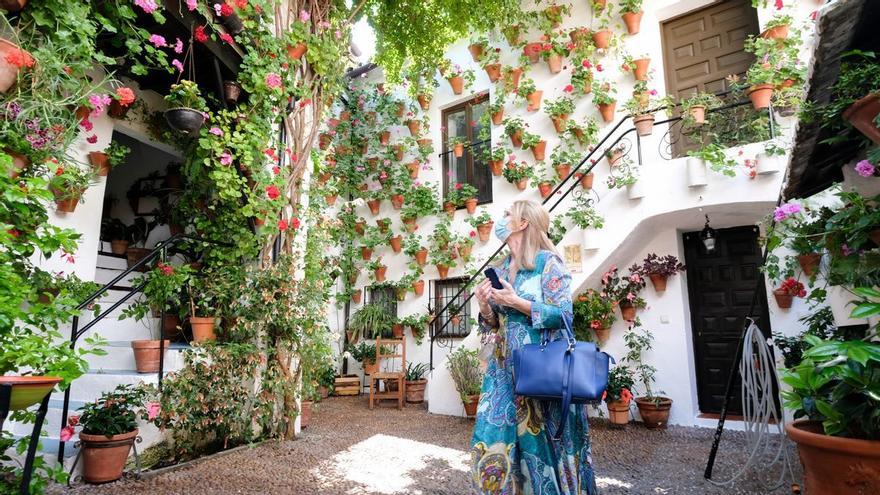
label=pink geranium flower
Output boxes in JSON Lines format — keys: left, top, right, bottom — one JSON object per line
{"left": 855, "top": 159, "right": 876, "bottom": 177}
{"left": 135, "top": 0, "right": 159, "bottom": 14}
{"left": 148, "top": 34, "right": 167, "bottom": 47}
{"left": 147, "top": 402, "right": 161, "bottom": 420}
{"left": 265, "top": 73, "right": 282, "bottom": 88}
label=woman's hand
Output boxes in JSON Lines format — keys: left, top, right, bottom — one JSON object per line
{"left": 475, "top": 279, "right": 494, "bottom": 317}
{"left": 490, "top": 279, "right": 532, "bottom": 316}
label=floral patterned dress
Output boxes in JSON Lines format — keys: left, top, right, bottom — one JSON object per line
{"left": 470, "top": 250, "right": 597, "bottom": 495}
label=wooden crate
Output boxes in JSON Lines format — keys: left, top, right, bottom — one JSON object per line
{"left": 334, "top": 375, "right": 361, "bottom": 396}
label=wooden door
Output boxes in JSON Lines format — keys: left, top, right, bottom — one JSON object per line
{"left": 683, "top": 226, "right": 771, "bottom": 415}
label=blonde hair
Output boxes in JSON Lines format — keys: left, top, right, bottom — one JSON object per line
{"left": 509, "top": 200, "right": 558, "bottom": 270}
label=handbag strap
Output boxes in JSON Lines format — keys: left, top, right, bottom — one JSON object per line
{"left": 544, "top": 314, "right": 576, "bottom": 441}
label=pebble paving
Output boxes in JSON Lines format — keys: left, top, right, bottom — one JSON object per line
{"left": 62, "top": 396, "right": 802, "bottom": 494}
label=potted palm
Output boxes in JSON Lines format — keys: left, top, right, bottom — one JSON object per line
{"left": 446, "top": 346, "right": 483, "bottom": 417}
{"left": 164, "top": 80, "right": 208, "bottom": 134}
{"left": 635, "top": 253, "right": 686, "bottom": 292}
{"left": 604, "top": 366, "right": 635, "bottom": 426}
{"left": 404, "top": 362, "right": 430, "bottom": 403}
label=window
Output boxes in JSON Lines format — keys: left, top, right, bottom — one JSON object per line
{"left": 442, "top": 93, "right": 492, "bottom": 205}
{"left": 368, "top": 286, "right": 397, "bottom": 317}
{"left": 432, "top": 278, "right": 472, "bottom": 339}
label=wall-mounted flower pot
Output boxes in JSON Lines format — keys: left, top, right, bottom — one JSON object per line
{"left": 785, "top": 420, "right": 880, "bottom": 495}
{"left": 339, "top": 110, "right": 351, "bottom": 121}
{"left": 606, "top": 399, "right": 630, "bottom": 425}
{"left": 417, "top": 94, "right": 431, "bottom": 111}
{"left": 0, "top": 38, "right": 30, "bottom": 94}
{"left": 476, "top": 222, "right": 493, "bottom": 242}
{"left": 526, "top": 90, "right": 544, "bottom": 111}
{"left": 319, "top": 133, "right": 331, "bottom": 150}
{"left": 405, "top": 119, "right": 420, "bottom": 136}
{"left": 88, "top": 151, "right": 111, "bottom": 176}
{"left": 190, "top": 316, "right": 217, "bottom": 343}
{"left": 554, "top": 163, "right": 571, "bottom": 180}
{"left": 491, "top": 107, "right": 504, "bottom": 125}
{"left": 324, "top": 194, "right": 338, "bottom": 206}
{"left": 405, "top": 379, "right": 427, "bottom": 403}
{"left": 633, "top": 114, "right": 655, "bottom": 136}
{"left": 546, "top": 53, "right": 563, "bottom": 74}
{"left": 538, "top": 181, "right": 553, "bottom": 198}
{"left": 502, "top": 24, "right": 522, "bottom": 45}
{"left": 392, "top": 323, "right": 404, "bottom": 338}
{"left": 484, "top": 63, "right": 502, "bottom": 82}
{"left": 524, "top": 42, "right": 542, "bottom": 64}
{"left": 417, "top": 138, "right": 432, "bottom": 149}
{"left": 489, "top": 159, "right": 503, "bottom": 176}
{"left": 406, "top": 161, "right": 420, "bottom": 179}
{"left": 222, "top": 12, "right": 244, "bottom": 35}
{"left": 577, "top": 172, "right": 595, "bottom": 189}
{"left": 436, "top": 264, "right": 450, "bottom": 279}
{"left": 0, "top": 0, "right": 28, "bottom": 13}
{"left": 352, "top": 289, "right": 362, "bottom": 304}
{"left": 443, "top": 201, "right": 456, "bottom": 216}
{"left": 516, "top": 178, "right": 529, "bottom": 191}
{"left": 686, "top": 157, "right": 708, "bottom": 188}
{"left": 376, "top": 220, "right": 390, "bottom": 233}
{"left": 633, "top": 58, "right": 650, "bottom": 81}
{"left": 464, "top": 198, "right": 478, "bottom": 214}
{"left": 108, "top": 99, "right": 132, "bottom": 119}
{"left": 286, "top": 42, "right": 308, "bottom": 60}
{"left": 413, "top": 279, "right": 425, "bottom": 296}
{"left": 635, "top": 397, "right": 672, "bottom": 429}
{"left": 627, "top": 181, "right": 645, "bottom": 200}
{"left": 391, "top": 194, "right": 404, "bottom": 209}
{"left": 80, "top": 429, "right": 138, "bottom": 484}
{"left": 796, "top": 253, "right": 822, "bottom": 277}
{"left": 467, "top": 43, "right": 484, "bottom": 62}
{"left": 649, "top": 273, "right": 668, "bottom": 292}
{"left": 394, "top": 102, "right": 406, "bottom": 118}
{"left": 463, "top": 394, "right": 479, "bottom": 417}
{"left": 582, "top": 228, "right": 601, "bottom": 251}
{"left": 379, "top": 130, "right": 391, "bottom": 145}
{"left": 622, "top": 11, "right": 644, "bottom": 35}
{"left": 367, "top": 199, "right": 381, "bottom": 215}
{"left": 747, "top": 84, "right": 774, "bottom": 110}
{"left": 594, "top": 327, "right": 611, "bottom": 344}
{"left": 415, "top": 248, "right": 428, "bottom": 266}
{"left": 619, "top": 300, "right": 637, "bottom": 321}
{"left": 223, "top": 80, "right": 242, "bottom": 104}
{"left": 598, "top": 102, "right": 616, "bottom": 122}
{"left": 390, "top": 235, "right": 402, "bottom": 253}
{"left": 131, "top": 340, "right": 171, "bottom": 373}
{"left": 453, "top": 143, "right": 465, "bottom": 157}
{"left": 773, "top": 289, "right": 793, "bottom": 309}
{"left": 4, "top": 149, "right": 29, "bottom": 178}
{"left": 592, "top": 30, "right": 612, "bottom": 50}
{"left": 447, "top": 76, "right": 464, "bottom": 95}
{"left": 509, "top": 130, "right": 523, "bottom": 148}
{"left": 505, "top": 67, "right": 523, "bottom": 92}
{"left": 688, "top": 105, "right": 707, "bottom": 125}
{"left": 760, "top": 24, "right": 789, "bottom": 41}
{"left": 0, "top": 376, "right": 61, "bottom": 411}
{"left": 842, "top": 93, "right": 880, "bottom": 144}
{"left": 393, "top": 145, "right": 405, "bottom": 161}
{"left": 164, "top": 108, "right": 206, "bottom": 134}
{"left": 403, "top": 217, "right": 418, "bottom": 233}
{"left": 51, "top": 187, "right": 84, "bottom": 213}
{"left": 374, "top": 266, "right": 387, "bottom": 282}
{"left": 551, "top": 114, "right": 569, "bottom": 133}
{"left": 569, "top": 27, "right": 590, "bottom": 45}
{"left": 530, "top": 140, "right": 547, "bottom": 160}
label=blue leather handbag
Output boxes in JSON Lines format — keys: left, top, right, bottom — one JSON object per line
{"left": 512, "top": 314, "right": 613, "bottom": 440}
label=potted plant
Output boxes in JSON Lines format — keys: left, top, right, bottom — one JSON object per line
{"left": 483, "top": 145, "right": 509, "bottom": 176}
{"left": 622, "top": 54, "right": 651, "bottom": 81}
{"left": 400, "top": 184, "right": 438, "bottom": 226}
{"left": 566, "top": 195, "right": 605, "bottom": 232}
{"left": 443, "top": 63, "right": 475, "bottom": 95}
{"left": 624, "top": 84, "right": 674, "bottom": 136}
{"left": 604, "top": 366, "right": 635, "bottom": 426}
{"left": 446, "top": 346, "right": 483, "bottom": 417}
{"left": 624, "top": 322, "right": 672, "bottom": 429}
{"left": 404, "top": 362, "right": 430, "bottom": 403}
{"left": 540, "top": 34, "right": 570, "bottom": 74}
{"left": 467, "top": 36, "right": 488, "bottom": 62}
{"left": 467, "top": 210, "right": 494, "bottom": 242}
{"left": 535, "top": 161, "right": 555, "bottom": 198}
{"left": 404, "top": 234, "right": 428, "bottom": 266}
{"left": 773, "top": 277, "right": 806, "bottom": 309}
{"left": 761, "top": 14, "right": 792, "bottom": 41}
{"left": 348, "top": 342, "right": 379, "bottom": 375}
{"left": 570, "top": 64, "right": 594, "bottom": 95}
{"left": 545, "top": 96, "right": 575, "bottom": 133}
{"left": 186, "top": 275, "right": 221, "bottom": 343}
{"left": 601, "top": 265, "right": 646, "bottom": 321}
{"left": 520, "top": 132, "right": 546, "bottom": 161}
{"left": 448, "top": 182, "right": 479, "bottom": 213}
{"left": 100, "top": 218, "right": 129, "bottom": 255}
{"left": 123, "top": 217, "right": 157, "bottom": 272}
{"left": 573, "top": 289, "right": 616, "bottom": 343}
{"left": 349, "top": 303, "right": 395, "bottom": 342}
{"left": 681, "top": 92, "right": 722, "bottom": 126}
{"left": 635, "top": 253, "right": 686, "bottom": 292}
{"left": 502, "top": 161, "right": 534, "bottom": 191}
{"left": 47, "top": 164, "right": 97, "bottom": 213}
{"left": 0, "top": 37, "right": 33, "bottom": 94}
{"left": 592, "top": 81, "right": 617, "bottom": 123}
{"left": 745, "top": 59, "right": 777, "bottom": 110}
{"left": 618, "top": 0, "right": 644, "bottom": 35}
{"left": 62, "top": 384, "right": 152, "bottom": 484}
{"left": 481, "top": 47, "right": 502, "bottom": 82}
{"left": 448, "top": 135, "right": 468, "bottom": 158}
{"left": 591, "top": 15, "right": 614, "bottom": 50}
{"left": 503, "top": 117, "right": 526, "bottom": 147}
{"left": 164, "top": 80, "right": 208, "bottom": 134}
{"left": 517, "top": 78, "right": 543, "bottom": 111}
{"left": 89, "top": 140, "right": 131, "bottom": 177}
{"left": 488, "top": 97, "right": 505, "bottom": 125}
{"left": 550, "top": 148, "right": 579, "bottom": 181}
{"left": 366, "top": 257, "right": 387, "bottom": 282}
{"left": 429, "top": 223, "right": 457, "bottom": 278}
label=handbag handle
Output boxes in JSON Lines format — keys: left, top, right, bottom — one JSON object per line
{"left": 544, "top": 312, "right": 576, "bottom": 441}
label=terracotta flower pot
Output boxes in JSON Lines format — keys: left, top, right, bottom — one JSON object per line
{"left": 0, "top": 376, "right": 61, "bottom": 411}
{"left": 390, "top": 235, "right": 402, "bottom": 253}
{"left": 524, "top": 42, "right": 542, "bottom": 64}
{"left": 594, "top": 327, "right": 611, "bottom": 343}
{"left": 622, "top": 11, "right": 644, "bottom": 35}
{"left": 354, "top": 221, "right": 366, "bottom": 236}
{"left": 505, "top": 67, "right": 523, "bottom": 92}
{"left": 538, "top": 181, "right": 553, "bottom": 198}
{"left": 477, "top": 222, "right": 493, "bottom": 242}
{"left": 108, "top": 100, "right": 131, "bottom": 119}
{"left": 406, "top": 161, "right": 420, "bottom": 179}
{"left": 842, "top": 94, "right": 880, "bottom": 144}
{"left": 130, "top": 340, "right": 171, "bottom": 373}
{"left": 415, "top": 248, "right": 428, "bottom": 266}
{"left": 417, "top": 94, "right": 431, "bottom": 111}
{"left": 352, "top": 289, "right": 362, "bottom": 304}
{"left": 606, "top": 399, "right": 630, "bottom": 425}
{"left": 531, "top": 140, "right": 547, "bottom": 161}
{"left": 633, "top": 58, "right": 650, "bottom": 81}
{"left": 569, "top": 27, "right": 590, "bottom": 45}
{"left": 0, "top": 38, "right": 30, "bottom": 94}
{"left": 593, "top": 0, "right": 607, "bottom": 10}
{"left": 546, "top": 53, "right": 563, "bottom": 74}
{"left": 489, "top": 159, "right": 504, "bottom": 176}
{"left": 786, "top": 420, "right": 880, "bottom": 495}
{"left": 4, "top": 149, "right": 29, "bottom": 178}
{"left": 53, "top": 189, "right": 84, "bottom": 213}
{"left": 287, "top": 42, "right": 308, "bottom": 60}
{"left": 760, "top": 24, "right": 789, "bottom": 41}
{"left": 607, "top": 150, "right": 624, "bottom": 167}
{"left": 339, "top": 111, "right": 350, "bottom": 121}
{"left": 773, "top": 289, "right": 793, "bottom": 309}
{"left": 747, "top": 84, "right": 775, "bottom": 110}
{"left": 367, "top": 199, "right": 381, "bottom": 215}
{"left": 88, "top": 151, "right": 111, "bottom": 176}
{"left": 491, "top": 108, "right": 505, "bottom": 126}
{"left": 510, "top": 129, "right": 523, "bottom": 148}
{"left": 403, "top": 218, "right": 418, "bottom": 233}
{"left": 797, "top": 253, "right": 822, "bottom": 277}
{"left": 300, "top": 401, "right": 312, "bottom": 429}
{"left": 447, "top": 76, "right": 464, "bottom": 95}
{"left": 395, "top": 102, "right": 406, "bottom": 118}
{"left": 364, "top": 361, "right": 378, "bottom": 375}
{"left": 463, "top": 394, "right": 479, "bottom": 417}
{"left": 689, "top": 105, "right": 707, "bottom": 124}
{"left": 190, "top": 316, "right": 217, "bottom": 343}
{"left": 649, "top": 273, "right": 668, "bottom": 292}
{"left": 635, "top": 397, "right": 672, "bottom": 429}
{"left": 324, "top": 194, "right": 338, "bottom": 206}
{"left": 484, "top": 63, "right": 502, "bottom": 82}
{"left": 80, "top": 429, "right": 139, "bottom": 484}
{"left": 374, "top": 266, "right": 387, "bottom": 282}
{"left": 393, "top": 145, "right": 405, "bottom": 161}
{"left": 467, "top": 43, "right": 484, "bottom": 62}
{"left": 417, "top": 138, "right": 432, "bottom": 149}
{"left": 413, "top": 279, "right": 425, "bottom": 296}
{"left": 516, "top": 178, "right": 529, "bottom": 191}
{"left": 376, "top": 220, "right": 390, "bottom": 233}
{"left": 551, "top": 115, "right": 569, "bottom": 133}
{"left": 392, "top": 323, "right": 404, "bottom": 338}
{"left": 553, "top": 163, "right": 571, "bottom": 180}
{"left": 391, "top": 194, "right": 404, "bottom": 210}
{"left": 633, "top": 114, "right": 655, "bottom": 136}
{"left": 110, "top": 239, "right": 129, "bottom": 255}
{"left": 405, "top": 379, "right": 427, "bottom": 403}
{"left": 526, "top": 90, "right": 543, "bottom": 111}
{"left": 436, "top": 264, "right": 450, "bottom": 279}
{"left": 592, "top": 30, "right": 612, "bottom": 50}
{"left": 578, "top": 172, "right": 595, "bottom": 189}
{"left": 0, "top": 0, "right": 28, "bottom": 13}
{"left": 379, "top": 130, "right": 391, "bottom": 145}
{"left": 406, "top": 119, "right": 420, "bottom": 136}
{"left": 453, "top": 143, "right": 465, "bottom": 157}
{"left": 598, "top": 102, "right": 616, "bottom": 123}
{"left": 125, "top": 247, "right": 150, "bottom": 272}
{"left": 464, "top": 197, "right": 478, "bottom": 214}
{"left": 619, "top": 300, "right": 637, "bottom": 321}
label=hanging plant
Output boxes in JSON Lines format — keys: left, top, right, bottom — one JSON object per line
{"left": 164, "top": 80, "right": 208, "bottom": 135}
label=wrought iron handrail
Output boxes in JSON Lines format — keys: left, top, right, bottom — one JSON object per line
{"left": 58, "top": 233, "right": 232, "bottom": 462}
{"left": 427, "top": 95, "right": 775, "bottom": 368}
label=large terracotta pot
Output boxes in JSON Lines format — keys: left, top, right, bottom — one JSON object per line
{"left": 606, "top": 399, "right": 630, "bottom": 426}
{"left": 130, "top": 340, "right": 171, "bottom": 373}
{"left": 598, "top": 102, "right": 616, "bottom": 123}
{"left": 747, "top": 84, "right": 774, "bottom": 110}
{"left": 635, "top": 397, "right": 672, "bottom": 429}
{"left": 125, "top": 247, "right": 150, "bottom": 272}
{"left": 0, "top": 38, "right": 29, "bottom": 94}
{"left": 0, "top": 376, "right": 61, "bottom": 411}
{"left": 786, "top": 420, "right": 880, "bottom": 494}
{"left": 110, "top": 239, "right": 129, "bottom": 255}
{"left": 648, "top": 273, "right": 668, "bottom": 292}
{"left": 300, "top": 400, "right": 312, "bottom": 428}
{"left": 797, "top": 252, "right": 822, "bottom": 277}
{"left": 405, "top": 379, "right": 427, "bottom": 403}
{"left": 89, "top": 151, "right": 111, "bottom": 176}
{"left": 414, "top": 248, "right": 428, "bottom": 266}
{"left": 526, "top": 90, "right": 543, "bottom": 111}
{"left": 436, "top": 264, "right": 450, "bottom": 279}
{"left": 842, "top": 94, "right": 880, "bottom": 144}
{"left": 463, "top": 394, "right": 479, "bottom": 417}
{"left": 633, "top": 58, "right": 650, "bottom": 81}
{"left": 622, "top": 11, "right": 643, "bottom": 34}
{"left": 190, "top": 316, "right": 217, "bottom": 343}
{"left": 80, "top": 429, "right": 138, "bottom": 483}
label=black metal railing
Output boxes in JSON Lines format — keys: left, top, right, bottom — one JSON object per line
{"left": 427, "top": 94, "right": 777, "bottom": 369}
{"left": 57, "top": 233, "right": 232, "bottom": 462}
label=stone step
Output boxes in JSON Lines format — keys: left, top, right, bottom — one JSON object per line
{"left": 85, "top": 341, "right": 189, "bottom": 373}
{"left": 76, "top": 307, "right": 158, "bottom": 342}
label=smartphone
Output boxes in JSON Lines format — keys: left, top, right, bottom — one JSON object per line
{"left": 484, "top": 267, "right": 504, "bottom": 289}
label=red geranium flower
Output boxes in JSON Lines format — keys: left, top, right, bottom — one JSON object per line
{"left": 278, "top": 219, "right": 288, "bottom": 231}
{"left": 194, "top": 25, "right": 208, "bottom": 43}
{"left": 291, "top": 217, "right": 301, "bottom": 229}
{"left": 266, "top": 185, "right": 280, "bottom": 200}
{"left": 220, "top": 3, "right": 234, "bottom": 16}
{"left": 220, "top": 33, "right": 234, "bottom": 44}
{"left": 116, "top": 87, "right": 136, "bottom": 106}
{"left": 563, "top": 84, "right": 573, "bottom": 93}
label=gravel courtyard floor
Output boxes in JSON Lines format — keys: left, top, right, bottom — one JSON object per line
{"left": 64, "top": 396, "right": 802, "bottom": 494}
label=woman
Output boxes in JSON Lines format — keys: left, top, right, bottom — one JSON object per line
{"left": 470, "top": 200, "right": 597, "bottom": 495}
